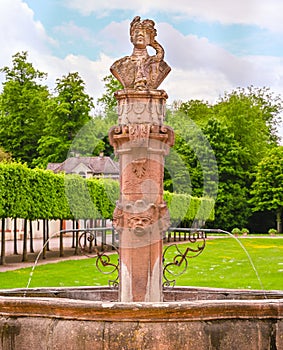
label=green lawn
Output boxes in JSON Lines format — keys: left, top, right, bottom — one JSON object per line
{"left": 0, "top": 237, "right": 282, "bottom": 290}
{"left": 165, "top": 237, "right": 283, "bottom": 290}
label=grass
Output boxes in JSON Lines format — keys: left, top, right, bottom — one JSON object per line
{"left": 165, "top": 237, "right": 283, "bottom": 290}
{"left": 0, "top": 237, "right": 282, "bottom": 290}
{"left": 0, "top": 254, "right": 119, "bottom": 289}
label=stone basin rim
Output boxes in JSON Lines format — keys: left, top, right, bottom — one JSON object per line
{"left": 0, "top": 286, "right": 283, "bottom": 322}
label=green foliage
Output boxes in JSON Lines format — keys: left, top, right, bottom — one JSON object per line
{"left": 37, "top": 72, "right": 94, "bottom": 166}
{"left": 64, "top": 174, "right": 97, "bottom": 219}
{"left": 1, "top": 52, "right": 282, "bottom": 234}
{"left": 94, "top": 178, "right": 119, "bottom": 217}
{"left": 68, "top": 115, "right": 116, "bottom": 158}
{"left": 164, "top": 191, "right": 214, "bottom": 224}
{"left": 166, "top": 85, "right": 283, "bottom": 230}
{"left": 166, "top": 112, "right": 250, "bottom": 230}
{"left": 97, "top": 75, "right": 123, "bottom": 114}
{"left": 0, "top": 52, "right": 50, "bottom": 165}
{"left": 241, "top": 228, "right": 249, "bottom": 235}
{"left": 178, "top": 99, "right": 212, "bottom": 127}
{"left": 251, "top": 146, "right": 283, "bottom": 212}
{"left": 0, "top": 163, "right": 212, "bottom": 224}
{"left": 0, "top": 162, "right": 30, "bottom": 218}
{"left": 231, "top": 227, "right": 241, "bottom": 235}
{"left": 64, "top": 176, "right": 119, "bottom": 220}
{"left": 250, "top": 146, "right": 283, "bottom": 232}
{"left": 0, "top": 163, "right": 117, "bottom": 221}
{"left": 165, "top": 113, "right": 218, "bottom": 199}
{"left": 203, "top": 119, "right": 251, "bottom": 230}
{"left": 0, "top": 163, "right": 70, "bottom": 220}
{"left": 212, "top": 86, "right": 282, "bottom": 166}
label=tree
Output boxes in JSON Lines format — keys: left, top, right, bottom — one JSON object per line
{"left": 81, "top": 74, "right": 124, "bottom": 158}
{"left": 97, "top": 75, "right": 123, "bottom": 115}
{"left": 0, "top": 52, "right": 49, "bottom": 165}
{"left": 167, "top": 86, "right": 283, "bottom": 230}
{"left": 176, "top": 86, "right": 282, "bottom": 169}
{"left": 212, "top": 86, "right": 282, "bottom": 167}
{"left": 202, "top": 119, "right": 251, "bottom": 230}
{"left": 37, "top": 72, "right": 94, "bottom": 166}
{"left": 178, "top": 99, "right": 212, "bottom": 128}
{"left": 250, "top": 146, "right": 283, "bottom": 233}
{"left": 165, "top": 109, "right": 216, "bottom": 197}
{"left": 167, "top": 112, "right": 250, "bottom": 230}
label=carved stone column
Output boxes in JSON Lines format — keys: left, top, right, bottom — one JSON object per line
{"left": 109, "top": 90, "right": 174, "bottom": 302}
{"left": 109, "top": 16, "right": 174, "bottom": 302}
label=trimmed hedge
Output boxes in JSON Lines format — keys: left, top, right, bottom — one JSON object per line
{"left": 164, "top": 191, "right": 214, "bottom": 223}
{"left": 0, "top": 163, "right": 214, "bottom": 222}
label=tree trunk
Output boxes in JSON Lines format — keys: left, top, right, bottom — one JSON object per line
{"left": 72, "top": 219, "right": 75, "bottom": 248}
{"left": 1, "top": 218, "right": 6, "bottom": 265}
{"left": 59, "top": 219, "right": 64, "bottom": 257}
{"left": 74, "top": 220, "right": 79, "bottom": 256}
{"left": 13, "top": 218, "right": 18, "bottom": 255}
{"left": 22, "top": 219, "right": 28, "bottom": 262}
{"left": 276, "top": 208, "right": 282, "bottom": 233}
{"left": 42, "top": 219, "right": 46, "bottom": 259}
{"left": 29, "top": 220, "right": 34, "bottom": 253}
{"left": 46, "top": 220, "right": 50, "bottom": 251}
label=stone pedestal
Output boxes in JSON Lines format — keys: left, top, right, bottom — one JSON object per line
{"left": 109, "top": 89, "right": 174, "bottom": 302}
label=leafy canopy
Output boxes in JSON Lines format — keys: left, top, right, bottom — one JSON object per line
{"left": 36, "top": 72, "right": 94, "bottom": 166}
{"left": 251, "top": 146, "right": 283, "bottom": 212}
{"left": 0, "top": 52, "right": 49, "bottom": 165}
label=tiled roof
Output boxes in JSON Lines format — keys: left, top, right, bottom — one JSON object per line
{"left": 46, "top": 163, "right": 62, "bottom": 172}
{"left": 47, "top": 156, "right": 119, "bottom": 175}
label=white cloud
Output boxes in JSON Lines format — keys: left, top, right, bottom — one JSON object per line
{"left": 65, "top": 0, "right": 283, "bottom": 33}
{"left": 0, "top": 0, "right": 282, "bottom": 142}
{"left": 0, "top": 1, "right": 110, "bottom": 102}
{"left": 164, "top": 68, "right": 232, "bottom": 104}
{"left": 48, "top": 53, "right": 112, "bottom": 100}
{"left": 100, "top": 21, "right": 283, "bottom": 96}
{"left": 98, "top": 20, "right": 132, "bottom": 56}
{"left": 0, "top": 0, "right": 59, "bottom": 91}
{"left": 0, "top": 0, "right": 55, "bottom": 60}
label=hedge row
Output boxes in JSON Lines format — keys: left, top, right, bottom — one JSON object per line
{"left": 0, "top": 163, "right": 214, "bottom": 222}
{"left": 164, "top": 191, "right": 214, "bottom": 223}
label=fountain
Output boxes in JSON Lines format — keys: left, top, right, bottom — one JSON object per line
{"left": 0, "top": 16, "right": 283, "bottom": 350}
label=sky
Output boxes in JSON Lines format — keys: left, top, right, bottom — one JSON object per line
{"left": 0, "top": 0, "right": 283, "bottom": 139}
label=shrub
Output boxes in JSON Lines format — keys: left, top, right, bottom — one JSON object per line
{"left": 241, "top": 228, "right": 249, "bottom": 235}
{"left": 268, "top": 228, "right": 277, "bottom": 235}
{"left": 231, "top": 227, "right": 241, "bottom": 236}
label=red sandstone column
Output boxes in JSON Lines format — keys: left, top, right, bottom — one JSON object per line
{"left": 109, "top": 90, "right": 174, "bottom": 302}
{"left": 109, "top": 16, "right": 173, "bottom": 302}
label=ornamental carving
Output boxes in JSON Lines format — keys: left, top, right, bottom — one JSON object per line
{"left": 129, "top": 124, "right": 151, "bottom": 142}
{"left": 131, "top": 158, "right": 147, "bottom": 178}
{"left": 115, "top": 89, "right": 167, "bottom": 125}
{"left": 108, "top": 124, "right": 175, "bottom": 153}
{"left": 110, "top": 16, "right": 171, "bottom": 90}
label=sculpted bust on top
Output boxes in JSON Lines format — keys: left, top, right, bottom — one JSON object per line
{"left": 110, "top": 16, "right": 171, "bottom": 90}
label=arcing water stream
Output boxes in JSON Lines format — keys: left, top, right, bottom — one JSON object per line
{"left": 24, "top": 228, "right": 265, "bottom": 295}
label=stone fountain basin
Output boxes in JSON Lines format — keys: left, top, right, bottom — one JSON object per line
{"left": 0, "top": 286, "right": 283, "bottom": 349}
